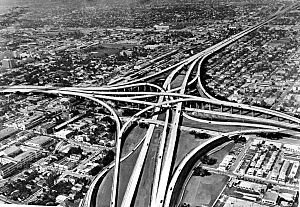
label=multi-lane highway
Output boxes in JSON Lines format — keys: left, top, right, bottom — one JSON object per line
{"left": 0, "top": 3, "right": 299, "bottom": 207}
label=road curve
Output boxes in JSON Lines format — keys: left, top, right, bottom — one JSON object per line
{"left": 164, "top": 128, "right": 283, "bottom": 207}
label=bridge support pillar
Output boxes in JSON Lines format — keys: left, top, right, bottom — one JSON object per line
{"left": 208, "top": 103, "right": 211, "bottom": 111}
{"left": 220, "top": 105, "right": 223, "bottom": 112}
{"left": 230, "top": 107, "right": 233, "bottom": 114}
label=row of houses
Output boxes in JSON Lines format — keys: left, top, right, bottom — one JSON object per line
{"left": 238, "top": 140, "right": 300, "bottom": 184}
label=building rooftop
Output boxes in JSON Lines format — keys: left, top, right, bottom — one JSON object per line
{"left": 0, "top": 162, "right": 16, "bottom": 170}
{"left": 26, "top": 135, "right": 52, "bottom": 147}
{"left": 263, "top": 192, "right": 279, "bottom": 203}
{"left": 2, "top": 145, "right": 22, "bottom": 157}
{"left": 14, "top": 151, "right": 35, "bottom": 162}
{"left": 0, "top": 127, "right": 18, "bottom": 141}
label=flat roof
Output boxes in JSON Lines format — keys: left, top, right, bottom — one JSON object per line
{"left": 263, "top": 192, "right": 278, "bottom": 202}
{"left": 0, "top": 127, "right": 18, "bottom": 140}
{"left": 0, "top": 162, "right": 16, "bottom": 169}
{"left": 26, "top": 135, "right": 52, "bottom": 146}
{"left": 14, "top": 151, "right": 35, "bottom": 162}
{"left": 3, "top": 145, "right": 21, "bottom": 156}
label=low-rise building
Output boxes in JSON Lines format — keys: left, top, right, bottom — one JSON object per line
{"left": 25, "top": 135, "right": 53, "bottom": 148}
{"left": 0, "top": 162, "right": 18, "bottom": 178}
{"left": 53, "top": 157, "right": 77, "bottom": 171}
{"left": 262, "top": 192, "right": 279, "bottom": 205}
{"left": 1, "top": 145, "right": 22, "bottom": 157}
{"left": 283, "top": 144, "right": 300, "bottom": 154}
{"left": 278, "top": 160, "right": 290, "bottom": 182}
{"left": 256, "top": 169, "right": 263, "bottom": 177}
{"left": 14, "top": 150, "right": 41, "bottom": 168}
{"left": 219, "top": 155, "right": 234, "bottom": 171}
{"left": 55, "top": 129, "right": 74, "bottom": 139}
{"left": 0, "top": 156, "right": 17, "bottom": 165}
{"left": 247, "top": 167, "right": 255, "bottom": 176}
{"left": 56, "top": 195, "right": 68, "bottom": 203}
{"left": 288, "top": 161, "right": 299, "bottom": 179}
{"left": 69, "top": 154, "right": 81, "bottom": 162}
{"left": 0, "top": 127, "right": 19, "bottom": 141}
{"left": 279, "top": 188, "right": 298, "bottom": 202}
{"left": 237, "top": 180, "right": 266, "bottom": 193}
{"left": 18, "top": 114, "right": 46, "bottom": 130}
{"left": 271, "top": 162, "right": 281, "bottom": 180}
{"left": 38, "top": 122, "right": 57, "bottom": 134}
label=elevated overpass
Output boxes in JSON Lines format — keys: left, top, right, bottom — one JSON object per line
{"left": 2, "top": 87, "right": 300, "bottom": 129}
{"left": 0, "top": 3, "right": 298, "bottom": 207}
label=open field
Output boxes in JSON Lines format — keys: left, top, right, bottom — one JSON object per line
{"left": 121, "top": 125, "right": 148, "bottom": 156}
{"left": 88, "top": 47, "right": 120, "bottom": 58}
{"left": 173, "top": 130, "right": 208, "bottom": 170}
{"left": 89, "top": 43, "right": 137, "bottom": 58}
{"left": 171, "top": 74, "right": 185, "bottom": 89}
{"left": 182, "top": 173, "right": 229, "bottom": 207}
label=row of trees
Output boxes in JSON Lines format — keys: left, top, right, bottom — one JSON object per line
{"left": 200, "top": 155, "right": 217, "bottom": 165}
{"left": 193, "top": 166, "right": 211, "bottom": 177}
{"left": 256, "top": 132, "right": 287, "bottom": 140}
{"left": 189, "top": 131, "right": 211, "bottom": 139}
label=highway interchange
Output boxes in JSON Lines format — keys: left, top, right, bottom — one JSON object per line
{"left": 1, "top": 3, "right": 300, "bottom": 207}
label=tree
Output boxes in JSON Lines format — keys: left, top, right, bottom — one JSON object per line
{"left": 189, "top": 130, "right": 197, "bottom": 135}
{"left": 194, "top": 133, "right": 211, "bottom": 139}
{"left": 45, "top": 172, "right": 59, "bottom": 187}
{"left": 233, "top": 135, "right": 247, "bottom": 143}
{"left": 207, "top": 157, "right": 217, "bottom": 165}
{"left": 68, "top": 146, "right": 83, "bottom": 155}
{"left": 89, "top": 165, "right": 103, "bottom": 176}
{"left": 101, "top": 116, "right": 114, "bottom": 123}
{"left": 193, "top": 166, "right": 210, "bottom": 177}
{"left": 200, "top": 155, "right": 217, "bottom": 165}
{"left": 267, "top": 183, "right": 273, "bottom": 190}
{"left": 139, "top": 122, "right": 149, "bottom": 128}
{"left": 102, "top": 150, "right": 115, "bottom": 166}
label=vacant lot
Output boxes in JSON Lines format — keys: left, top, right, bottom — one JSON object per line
{"left": 174, "top": 130, "right": 207, "bottom": 169}
{"left": 171, "top": 74, "right": 185, "bottom": 89}
{"left": 182, "top": 173, "right": 229, "bottom": 207}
